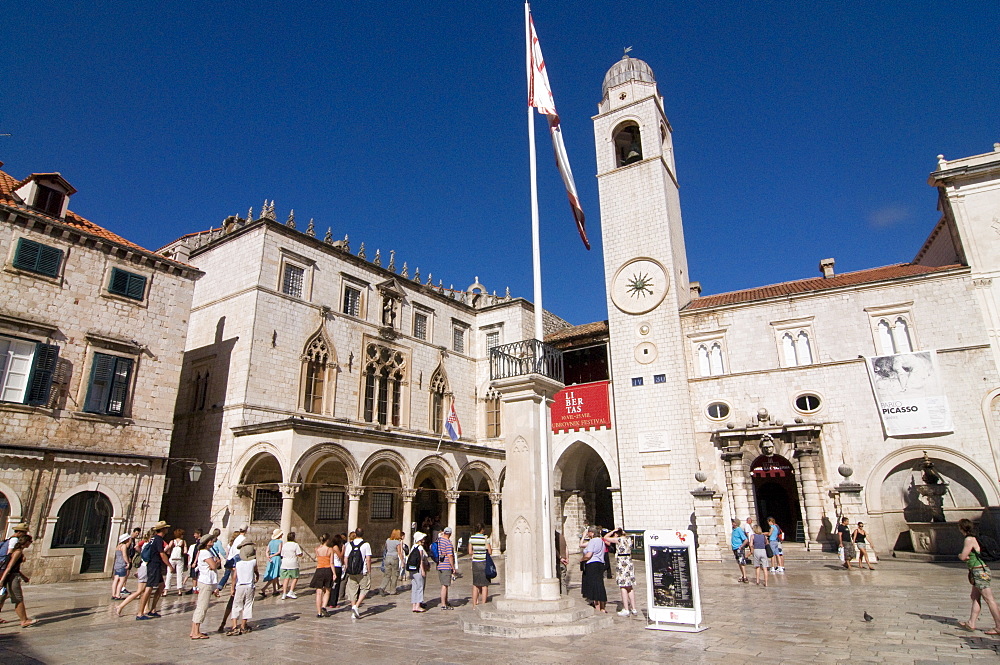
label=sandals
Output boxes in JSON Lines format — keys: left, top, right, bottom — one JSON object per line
{"left": 958, "top": 621, "right": 976, "bottom": 632}
{"left": 984, "top": 629, "right": 1000, "bottom": 636}
{"left": 190, "top": 634, "right": 209, "bottom": 640}
{"left": 225, "top": 628, "right": 241, "bottom": 636}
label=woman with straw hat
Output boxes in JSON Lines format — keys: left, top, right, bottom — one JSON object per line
{"left": 260, "top": 529, "right": 283, "bottom": 598}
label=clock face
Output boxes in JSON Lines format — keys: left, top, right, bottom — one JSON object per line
{"left": 611, "top": 258, "right": 668, "bottom": 315}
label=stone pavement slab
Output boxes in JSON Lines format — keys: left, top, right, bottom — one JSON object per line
{"left": 0, "top": 555, "right": 998, "bottom": 664}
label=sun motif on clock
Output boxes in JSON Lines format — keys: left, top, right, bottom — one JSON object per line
{"left": 625, "top": 272, "right": 654, "bottom": 299}
{"left": 611, "top": 258, "right": 668, "bottom": 315}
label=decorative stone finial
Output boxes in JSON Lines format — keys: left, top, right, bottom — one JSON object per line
{"left": 413, "top": 267, "right": 421, "bottom": 282}
{"left": 358, "top": 242, "right": 366, "bottom": 259}
{"left": 286, "top": 209, "right": 296, "bottom": 229}
{"left": 694, "top": 471, "right": 708, "bottom": 483}
{"left": 343, "top": 234, "right": 350, "bottom": 253}
{"left": 305, "top": 218, "right": 315, "bottom": 237}
{"left": 388, "top": 250, "right": 396, "bottom": 272}
{"left": 401, "top": 262, "right": 408, "bottom": 278}
{"left": 247, "top": 207, "right": 254, "bottom": 223}
{"left": 324, "top": 227, "right": 333, "bottom": 243}
{"left": 838, "top": 464, "right": 854, "bottom": 479}
{"left": 373, "top": 249, "right": 382, "bottom": 266}
{"left": 426, "top": 273, "right": 433, "bottom": 286}
{"left": 505, "top": 286, "right": 511, "bottom": 298}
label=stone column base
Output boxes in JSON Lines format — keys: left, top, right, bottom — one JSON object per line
{"left": 462, "top": 596, "right": 614, "bottom": 638}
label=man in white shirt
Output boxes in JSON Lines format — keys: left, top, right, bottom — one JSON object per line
{"left": 343, "top": 527, "right": 372, "bottom": 619}
{"left": 742, "top": 516, "right": 754, "bottom": 539}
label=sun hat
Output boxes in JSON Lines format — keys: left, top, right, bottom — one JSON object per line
{"left": 271, "top": 528, "right": 283, "bottom": 540}
{"left": 199, "top": 533, "right": 216, "bottom": 547}
{"left": 11, "top": 523, "right": 29, "bottom": 532}
{"left": 412, "top": 531, "right": 426, "bottom": 543}
{"left": 239, "top": 543, "right": 257, "bottom": 561}
{"left": 118, "top": 533, "right": 132, "bottom": 543}
{"left": 152, "top": 520, "right": 170, "bottom": 531}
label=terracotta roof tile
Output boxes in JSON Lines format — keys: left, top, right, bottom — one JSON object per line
{"left": 545, "top": 320, "right": 609, "bottom": 345}
{"left": 0, "top": 166, "right": 192, "bottom": 269}
{"left": 684, "top": 263, "right": 964, "bottom": 310}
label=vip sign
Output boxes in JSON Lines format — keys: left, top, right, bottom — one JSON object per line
{"left": 643, "top": 529, "right": 706, "bottom": 632}
{"left": 550, "top": 381, "right": 612, "bottom": 433}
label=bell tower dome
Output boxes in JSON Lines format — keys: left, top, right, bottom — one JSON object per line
{"left": 593, "top": 55, "right": 697, "bottom": 532}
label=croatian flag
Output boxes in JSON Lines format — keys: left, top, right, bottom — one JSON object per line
{"left": 445, "top": 398, "right": 462, "bottom": 442}
{"left": 528, "top": 11, "right": 590, "bottom": 250}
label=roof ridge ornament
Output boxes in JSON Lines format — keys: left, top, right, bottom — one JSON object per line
{"left": 343, "top": 234, "right": 350, "bottom": 253}
{"left": 285, "top": 209, "right": 295, "bottom": 229}
{"left": 305, "top": 218, "right": 315, "bottom": 237}
{"left": 388, "top": 250, "right": 396, "bottom": 272}
{"left": 373, "top": 249, "right": 381, "bottom": 266}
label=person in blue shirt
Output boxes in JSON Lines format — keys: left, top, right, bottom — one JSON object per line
{"left": 730, "top": 518, "right": 749, "bottom": 583}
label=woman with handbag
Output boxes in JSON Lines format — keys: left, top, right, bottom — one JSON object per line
{"left": 467, "top": 524, "right": 492, "bottom": 607}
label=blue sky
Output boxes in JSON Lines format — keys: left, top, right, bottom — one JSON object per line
{"left": 3, "top": 1, "right": 997, "bottom": 326}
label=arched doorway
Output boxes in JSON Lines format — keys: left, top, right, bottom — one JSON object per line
{"left": 240, "top": 452, "right": 284, "bottom": 527}
{"left": 52, "top": 491, "right": 112, "bottom": 573}
{"left": 750, "top": 454, "right": 802, "bottom": 541}
{"left": 556, "top": 441, "right": 614, "bottom": 541}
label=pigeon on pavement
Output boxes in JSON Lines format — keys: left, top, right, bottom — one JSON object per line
{"left": 863, "top": 611, "right": 874, "bottom": 622}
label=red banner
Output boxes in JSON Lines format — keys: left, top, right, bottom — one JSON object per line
{"left": 551, "top": 381, "right": 612, "bottom": 433}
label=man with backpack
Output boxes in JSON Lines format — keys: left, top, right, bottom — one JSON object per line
{"left": 137, "top": 521, "right": 174, "bottom": 620}
{"left": 343, "top": 527, "right": 372, "bottom": 619}
{"left": 0, "top": 523, "right": 29, "bottom": 620}
{"left": 434, "top": 527, "right": 456, "bottom": 610}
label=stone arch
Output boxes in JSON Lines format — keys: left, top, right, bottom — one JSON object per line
{"left": 865, "top": 445, "right": 1000, "bottom": 514}
{"left": 555, "top": 438, "right": 618, "bottom": 539}
{"left": 456, "top": 460, "right": 497, "bottom": 493}
{"left": 553, "top": 431, "right": 619, "bottom": 482}
{"left": 980, "top": 387, "right": 1000, "bottom": 484}
{"left": 413, "top": 455, "right": 457, "bottom": 490}
{"left": 611, "top": 118, "right": 644, "bottom": 167}
{"left": 293, "top": 442, "right": 361, "bottom": 487}
{"left": 360, "top": 449, "right": 411, "bottom": 487}
{"left": 232, "top": 442, "right": 288, "bottom": 485}
{"left": 0, "top": 480, "right": 24, "bottom": 534}
{"left": 48, "top": 480, "right": 124, "bottom": 520}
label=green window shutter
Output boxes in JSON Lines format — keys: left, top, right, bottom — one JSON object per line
{"left": 26, "top": 343, "right": 59, "bottom": 406}
{"left": 106, "top": 357, "right": 133, "bottom": 416}
{"left": 13, "top": 238, "right": 63, "bottom": 277}
{"left": 85, "top": 353, "right": 116, "bottom": 413}
{"left": 109, "top": 268, "right": 146, "bottom": 300}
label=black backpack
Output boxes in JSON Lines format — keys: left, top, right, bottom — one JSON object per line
{"left": 405, "top": 545, "right": 422, "bottom": 572}
{"left": 346, "top": 540, "right": 365, "bottom": 575}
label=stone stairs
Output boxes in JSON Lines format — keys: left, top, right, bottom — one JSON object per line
{"left": 461, "top": 596, "right": 615, "bottom": 638}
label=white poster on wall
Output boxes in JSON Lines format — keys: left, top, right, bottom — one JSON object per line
{"left": 866, "top": 350, "right": 953, "bottom": 436}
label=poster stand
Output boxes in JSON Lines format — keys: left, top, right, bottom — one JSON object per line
{"left": 643, "top": 529, "right": 707, "bottom": 633}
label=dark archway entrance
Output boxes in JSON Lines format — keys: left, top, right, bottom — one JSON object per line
{"left": 52, "top": 491, "right": 112, "bottom": 573}
{"left": 751, "top": 454, "right": 802, "bottom": 541}
{"left": 555, "top": 441, "right": 615, "bottom": 542}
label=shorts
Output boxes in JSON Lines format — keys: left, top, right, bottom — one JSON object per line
{"left": 346, "top": 573, "right": 370, "bottom": 603}
{"left": 769, "top": 541, "right": 783, "bottom": 556}
{"left": 970, "top": 566, "right": 992, "bottom": 590}
{"left": 5, "top": 576, "right": 24, "bottom": 605}
{"left": 114, "top": 565, "right": 128, "bottom": 578}
{"left": 310, "top": 567, "right": 334, "bottom": 589}
{"left": 438, "top": 569, "right": 454, "bottom": 586}
{"left": 137, "top": 563, "right": 148, "bottom": 584}
{"left": 752, "top": 549, "right": 768, "bottom": 569}
{"left": 732, "top": 548, "right": 747, "bottom": 564}
{"left": 145, "top": 563, "right": 164, "bottom": 587}
{"left": 279, "top": 569, "right": 299, "bottom": 579}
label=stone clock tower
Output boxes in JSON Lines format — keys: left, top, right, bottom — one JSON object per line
{"left": 594, "top": 56, "right": 699, "bottom": 530}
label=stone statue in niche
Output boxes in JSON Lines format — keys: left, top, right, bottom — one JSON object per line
{"left": 382, "top": 296, "right": 398, "bottom": 328}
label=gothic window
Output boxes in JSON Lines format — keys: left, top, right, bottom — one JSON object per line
{"left": 612, "top": 121, "right": 643, "bottom": 167}
{"left": 430, "top": 367, "right": 448, "bottom": 434}
{"left": 300, "top": 332, "right": 336, "bottom": 415}
{"left": 485, "top": 387, "right": 501, "bottom": 438}
{"left": 362, "top": 343, "right": 406, "bottom": 426}
{"left": 876, "top": 316, "right": 913, "bottom": 354}
{"left": 696, "top": 342, "right": 725, "bottom": 377}
{"left": 781, "top": 330, "right": 814, "bottom": 366}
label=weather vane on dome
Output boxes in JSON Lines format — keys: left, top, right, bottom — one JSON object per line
{"left": 623, "top": 46, "right": 632, "bottom": 57}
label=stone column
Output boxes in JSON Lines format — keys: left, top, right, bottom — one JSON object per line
{"left": 347, "top": 485, "right": 365, "bottom": 533}
{"left": 690, "top": 488, "right": 724, "bottom": 562}
{"left": 278, "top": 483, "right": 301, "bottom": 538}
{"left": 793, "top": 448, "right": 824, "bottom": 549}
{"left": 400, "top": 488, "right": 417, "bottom": 545}
{"left": 721, "top": 451, "right": 750, "bottom": 523}
{"left": 445, "top": 490, "right": 461, "bottom": 546}
{"left": 492, "top": 372, "right": 563, "bottom": 602}
{"left": 489, "top": 491, "right": 502, "bottom": 551}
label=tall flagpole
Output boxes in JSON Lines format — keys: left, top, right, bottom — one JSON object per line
{"left": 525, "top": 0, "right": 555, "bottom": 585}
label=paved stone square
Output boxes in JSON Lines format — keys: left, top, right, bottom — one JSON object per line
{"left": 0, "top": 554, "right": 998, "bottom": 664}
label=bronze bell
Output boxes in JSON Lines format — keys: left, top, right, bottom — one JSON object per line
{"left": 624, "top": 140, "right": 642, "bottom": 164}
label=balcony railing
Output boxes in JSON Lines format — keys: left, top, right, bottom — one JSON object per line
{"left": 490, "top": 339, "right": 564, "bottom": 383}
